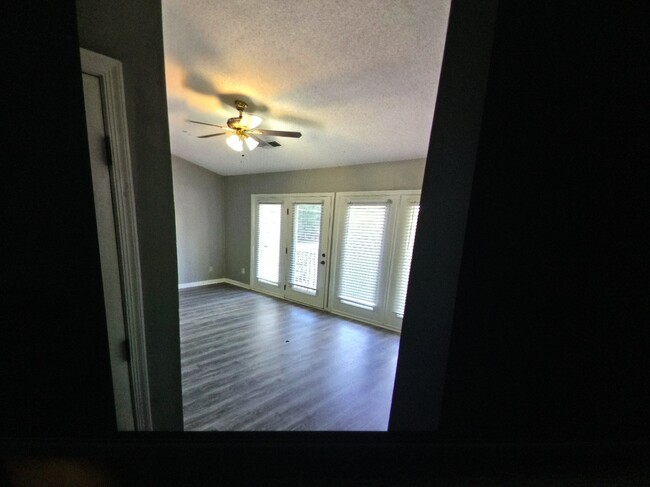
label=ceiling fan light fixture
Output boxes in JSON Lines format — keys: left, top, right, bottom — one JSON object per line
{"left": 226, "top": 134, "right": 243, "bottom": 151}
{"left": 245, "top": 136, "right": 259, "bottom": 151}
{"left": 189, "top": 99, "right": 301, "bottom": 154}
{"left": 241, "top": 114, "right": 263, "bottom": 129}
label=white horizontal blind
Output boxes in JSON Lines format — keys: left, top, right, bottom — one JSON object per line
{"left": 392, "top": 202, "right": 420, "bottom": 317}
{"left": 337, "top": 202, "right": 389, "bottom": 310}
{"left": 256, "top": 203, "right": 282, "bottom": 285}
{"left": 288, "top": 203, "right": 323, "bottom": 296}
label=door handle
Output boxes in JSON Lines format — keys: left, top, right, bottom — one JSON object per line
{"left": 320, "top": 260, "right": 326, "bottom": 265}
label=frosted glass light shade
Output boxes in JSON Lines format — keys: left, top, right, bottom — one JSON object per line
{"left": 226, "top": 134, "right": 243, "bottom": 151}
{"left": 245, "top": 136, "right": 259, "bottom": 151}
{"left": 241, "top": 114, "right": 263, "bottom": 129}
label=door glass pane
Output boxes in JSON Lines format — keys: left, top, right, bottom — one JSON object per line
{"left": 338, "top": 203, "right": 389, "bottom": 310}
{"left": 256, "top": 203, "right": 282, "bottom": 285}
{"left": 288, "top": 203, "right": 323, "bottom": 296}
{"left": 392, "top": 203, "right": 420, "bottom": 317}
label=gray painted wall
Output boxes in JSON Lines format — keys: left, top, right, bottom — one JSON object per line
{"left": 172, "top": 155, "right": 225, "bottom": 283}
{"left": 224, "top": 158, "right": 426, "bottom": 283}
{"left": 76, "top": 0, "right": 183, "bottom": 430}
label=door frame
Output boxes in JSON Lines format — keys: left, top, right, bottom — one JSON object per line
{"left": 80, "top": 48, "right": 153, "bottom": 430}
{"left": 250, "top": 193, "right": 334, "bottom": 309}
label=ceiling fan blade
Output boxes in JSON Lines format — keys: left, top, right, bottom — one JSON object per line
{"left": 186, "top": 119, "right": 228, "bottom": 129}
{"left": 250, "top": 129, "right": 302, "bottom": 138}
{"left": 197, "top": 133, "right": 226, "bottom": 138}
{"left": 248, "top": 134, "right": 268, "bottom": 147}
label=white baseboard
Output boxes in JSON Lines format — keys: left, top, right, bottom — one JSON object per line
{"left": 223, "top": 278, "right": 250, "bottom": 290}
{"left": 328, "top": 309, "right": 401, "bottom": 334}
{"left": 178, "top": 278, "right": 225, "bottom": 289}
{"left": 178, "top": 278, "right": 251, "bottom": 290}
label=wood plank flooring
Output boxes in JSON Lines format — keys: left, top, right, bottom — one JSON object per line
{"left": 179, "top": 283, "right": 400, "bottom": 431}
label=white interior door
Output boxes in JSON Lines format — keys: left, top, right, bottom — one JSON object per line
{"left": 82, "top": 73, "right": 135, "bottom": 430}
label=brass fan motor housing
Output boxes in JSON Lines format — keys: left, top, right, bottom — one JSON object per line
{"left": 227, "top": 100, "right": 249, "bottom": 129}
{"left": 227, "top": 117, "right": 243, "bottom": 129}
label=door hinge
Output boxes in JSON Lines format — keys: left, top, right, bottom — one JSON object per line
{"left": 287, "top": 208, "right": 289, "bottom": 215}
{"left": 122, "top": 338, "right": 131, "bottom": 362}
{"left": 104, "top": 135, "right": 113, "bottom": 166}
{"left": 283, "top": 284, "right": 286, "bottom": 290}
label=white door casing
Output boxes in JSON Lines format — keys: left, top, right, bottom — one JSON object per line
{"left": 80, "top": 49, "right": 152, "bottom": 430}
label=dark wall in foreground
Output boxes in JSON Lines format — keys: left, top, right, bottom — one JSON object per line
{"left": 2, "top": 0, "right": 183, "bottom": 434}
{"left": 389, "top": 0, "right": 498, "bottom": 431}
{"left": 1, "top": 2, "right": 116, "bottom": 435}
{"left": 433, "top": 1, "right": 648, "bottom": 440}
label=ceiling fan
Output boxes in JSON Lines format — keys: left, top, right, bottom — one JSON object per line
{"left": 187, "top": 100, "right": 302, "bottom": 151}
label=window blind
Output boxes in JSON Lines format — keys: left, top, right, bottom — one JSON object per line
{"left": 392, "top": 203, "right": 419, "bottom": 317}
{"left": 338, "top": 203, "right": 389, "bottom": 310}
{"left": 288, "top": 203, "right": 322, "bottom": 295}
{"left": 256, "top": 203, "right": 282, "bottom": 285}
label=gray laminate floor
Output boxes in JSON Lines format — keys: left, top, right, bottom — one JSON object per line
{"left": 179, "top": 283, "right": 400, "bottom": 431}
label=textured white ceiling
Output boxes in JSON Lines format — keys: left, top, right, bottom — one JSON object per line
{"left": 162, "top": 0, "right": 450, "bottom": 176}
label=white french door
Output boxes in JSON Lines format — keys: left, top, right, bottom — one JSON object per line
{"left": 254, "top": 200, "right": 284, "bottom": 293}
{"left": 252, "top": 190, "right": 420, "bottom": 329}
{"left": 285, "top": 198, "right": 332, "bottom": 307}
{"left": 329, "top": 191, "right": 420, "bottom": 331}
{"left": 252, "top": 194, "right": 333, "bottom": 309}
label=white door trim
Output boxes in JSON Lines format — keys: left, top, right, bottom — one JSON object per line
{"left": 80, "top": 48, "right": 153, "bottom": 431}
